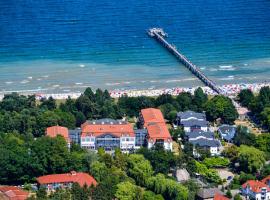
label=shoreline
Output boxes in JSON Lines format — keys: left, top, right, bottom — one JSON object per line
{"left": 0, "top": 82, "right": 269, "bottom": 100}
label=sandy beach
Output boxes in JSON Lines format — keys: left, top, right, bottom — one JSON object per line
{"left": 0, "top": 82, "right": 268, "bottom": 101}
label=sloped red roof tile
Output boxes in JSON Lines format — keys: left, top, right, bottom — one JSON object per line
{"left": 0, "top": 186, "right": 29, "bottom": 200}
{"left": 46, "top": 126, "right": 70, "bottom": 143}
{"left": 242, "top": 180, "right": 270, "bottom": 193}
{"left": 37, "top": 171, "right": 97, "bottom": 187}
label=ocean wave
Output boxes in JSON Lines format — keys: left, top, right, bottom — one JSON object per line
{"left": 75, "top": 82, "right": 83, "bottom": 85}
{"left": 20, "top": 80, "right": 30, "bottom": 84}
{"left": 106, "top": 82, "right": 120, "bottom": 86}
{"left": 79, "top": 64, "right": 85, "bottom": 68}
{"left": 219, "top": 75, "right": 235, "bottom": 81}
{"left": 5, "top": 81, "right": 13, "bottom": 84}
{"left": 218, "top": 65, "right": 236, "bottom": 71}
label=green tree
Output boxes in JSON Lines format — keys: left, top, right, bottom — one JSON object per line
{"left": 127, "top": 154, "right": 154, "bottom": 186}
{"left": 193, "top": 87, "right": 207, "bottom": 112}
{"left": 115, "top": 181, "right": 143, "bottom": 200}
{"left": 204, "top": 95, "right": 238, "bottom": 124}
{"left": 233, "top": 126, "right": 255, "bottom": 146}
{"left": 238, "top": 145, "right": 265, "bottom": 173}
{"left": 238, "top": 89, "right": 255, "bottom": 108}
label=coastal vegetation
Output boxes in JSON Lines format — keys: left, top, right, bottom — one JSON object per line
{"left": 0, "top": 87, "right": 270, "bottom": 199}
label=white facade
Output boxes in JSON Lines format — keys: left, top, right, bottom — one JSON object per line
{"left": 81, "top": 136, "right": 95, "bottom": 149}
{"left": 147, "top": 140, "right": 173, "bottom": 151}
{"left": 242, "top": 187, "right": 270, "bottom": 200}
{"left": 120, "top": 136, "right": 136, "bottom": 150}
{"left": 210, "top": 146, "right": 220, "bottom": 156}
{"left": 184, "top": 126, "right": 208, "bottom": 133}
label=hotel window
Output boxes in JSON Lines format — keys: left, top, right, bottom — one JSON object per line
{"left": 121, "top": 138, "right": 125, "bottom": 142}
{"left": 81, "top": 138, "right": 85, "bottom": 142}
{"left": 91, "top": 138, "right": 94, "bottom": 142}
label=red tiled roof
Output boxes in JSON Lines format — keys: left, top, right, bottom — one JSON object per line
{"left": 146, "top": 123, "right": 171, "bottom": 141}
{"left": 37, "top": 171, "right": 97, "bottom": 187}
{"left": 46, "top": 126, "right": 70, "bottom": 143}
{"left": 262, "top": 175, "right": 270, "bottom": 184}
{"left": 242, "top": 180, "right": 270, "bottom": 193}
{"left": 0, "top": 186, "right": 29, "bottom": 200}
{"left": 141, "top": 108, "right": 166, "bottom": 126}
{"left": 81, "top": 123, "right": 135, "bottom": 137}
{"left": 214, "top": 193, "right": 229, "bottom": 200}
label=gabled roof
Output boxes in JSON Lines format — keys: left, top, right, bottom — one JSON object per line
{"left": 46, "top": 126, "right": 70, "bottom": 143}
{"left": 141, "top": 108, "right": 165, "bottom": 126}
{"left": 186, "top": 130, "right": 214, "bottom": 140}
{"left": 37, "top": 171, "right": 97, "bottom": 187}
{"left": 262, "top": 175, "right": 270, "bottom": 184}
{"left": 181, "top": 119, "right": 208, "bottom": 127}
{"left": 0, "top": 186, "right": 29, "bottom": 200}
{"left": 218, "top": 125, "right": 236, "bottom": 134}
{"left": 189, "top": 138, "right": 221, "bottom": 148}
{"left": 197, "top": 188, "right": 221, "bottom": 199}
{"left": 177, "top": 111, "right": 206, "bottom": 120}
{"left": 146, "top": 123, "right": 171, "bottom": 141}
{"left": 242, "top": 180, "right": 270, "bottom": 193}
{"left": 81, "top": 122, "right": 135, "bottom": 137}
{"left": 214, "top": 193, "right": 229, "bottom": 200}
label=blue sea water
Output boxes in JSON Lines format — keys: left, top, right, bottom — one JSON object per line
{"left": 0, "top": 0, "right": 270, "bottom": 93}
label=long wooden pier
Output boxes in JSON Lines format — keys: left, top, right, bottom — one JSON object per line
{"left": 148, "top": 28, "right": 223, "bottom": 94}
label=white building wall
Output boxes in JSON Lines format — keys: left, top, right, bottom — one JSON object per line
{"left": 80, "top": 136, "right": 95, "bottom": 149}
{"left": 120, "top": 136, "right": 136, "bottom": 150}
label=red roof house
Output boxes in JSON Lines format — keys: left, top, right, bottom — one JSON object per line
{"left": 242, "top": 180, "right": 270, "bottom": 193}
{"left": 140, "top": 108, "right": 166, "bottom": 127}
{"left": 0, "top": 186, "right": 29, "bottom": 200}
{"left": 37, "top": 171, "right": 97, "bottom": 191}
{"left": 46, "top": 126, "right": 70, "bottom": 143}
{"left": 146, "top": 123, "right": 172, "bottom": 142}
{"left": 262, "top": 175, "right": 270, "bottom": 186}
{"left": 81, "top": 123, "right": 135, "bottom": 138}
{"left": 213, "top": 193, "right": 229, "bottom": 200}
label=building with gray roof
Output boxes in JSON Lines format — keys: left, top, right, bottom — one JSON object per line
{"left": 218, "top": 124, "right": 236, "bottom": 142}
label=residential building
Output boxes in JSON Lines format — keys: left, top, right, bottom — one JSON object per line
{"left": 37, "top": 171, "right": 97, "bottom": 192}
{"left": 196, "top": 188, "right": 223, "bottom": 200}
{"left": 46, "top": 125, "right": 70, "bottom": 147}
{"left": 139, "top": 108, "right": 166, "bottom": 128}
{"left": 186, "top": 130, "right": 214, "bottom": 141}
{"left": 262, "top": 175, "right": 270, "bottom": 187}
{"left": 146, "top": 123, "right": 172, "bottom": 151}
{"left": 186, "top": 130, "right": 221, "bottom": 156}
{"left": 80, "top": 118, "right": 136, "bottom": 152}
{"left": 189, "top": 138, "right": 221, "bottom": 156}
{"left": 134, "top": 129, "right": 148, "bottom": 149}
{"left": 241, "top": 180, "right": 270, "bottom": 200}
{"left": 139, "top": 108, "right": 173, "bottom": 151}
{"left": 0, "top": 186, "right": 29, "bottom": 200}
{"left": 68, "top": 128, "right": 81, "bottom": 144}
{"left": 175, "top": 111, "right": 208, "bottom": 132}
{"left": 218, "top": 124, "right": 236, "bottom": 142}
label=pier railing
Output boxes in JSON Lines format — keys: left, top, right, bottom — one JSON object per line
{"left": 148, "top": 28, "right": 223, "bottom": 95}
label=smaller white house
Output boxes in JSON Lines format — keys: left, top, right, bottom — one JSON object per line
{"left": 176, "top": 111, "right": 208, "bottom": 132}
{"left": 242, "top": 180, "right": 270, "bottom": 200}
{"left": 186, "top": 130, "right": 221, "bottom": 156}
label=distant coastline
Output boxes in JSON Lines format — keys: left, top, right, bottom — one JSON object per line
{"left": 0, "top": 82, "right": 268, "bottom": 100}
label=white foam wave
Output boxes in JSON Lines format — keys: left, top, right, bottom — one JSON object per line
{"left": 20, "top": 80, "right": 30, "bottom": 84}
{"left": 106, "top": 82, "right": 120, "bottom": 86}
{"left": 5, "top": 81, "right": 13, "bottom": 84}
{"left": 75, "top": 82, "right": 83, "bottom": 85}
{"left": 79, "top": 64, "right": 85, "bottom": 68}
{"left": 218, "top": 65, "right": 236, "bottom": 71}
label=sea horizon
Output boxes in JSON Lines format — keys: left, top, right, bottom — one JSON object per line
{"left": 1, "top": 0, "right": 270, "bottom": 94}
